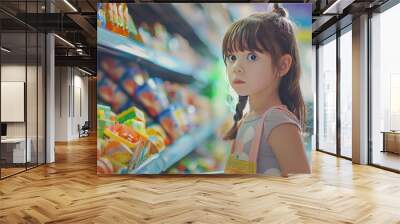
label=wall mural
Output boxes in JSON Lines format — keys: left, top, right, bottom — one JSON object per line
{"left": 97, "top": 3, "right": 313, "bottom": 175}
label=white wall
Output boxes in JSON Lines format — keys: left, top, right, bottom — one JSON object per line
{"left": 0, "top": 65, "right": 37, "bottom": 138}
{"left": 1, "top": 64, "right": 45, "bottom": 164}
{"left": 54, "top": 67, "right": 89, "bottom": 141}
{"left": 55, "top": 67, "right": 69, "bottom": 141}
{"left": 72, "top": 72, "right": 89, "bottom": 138}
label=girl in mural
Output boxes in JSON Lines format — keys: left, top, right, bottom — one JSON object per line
{"left": 223, "top": 4, "right": 311, "bottom": 176}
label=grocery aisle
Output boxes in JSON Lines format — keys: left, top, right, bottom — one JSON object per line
{"left": 96, "top": 3, "right": 314, "bottom": 175}
{"left": 96, "top": 3, "right": 234, "bottom": 174}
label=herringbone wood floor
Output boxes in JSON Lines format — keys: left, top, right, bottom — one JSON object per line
{"left": 1, "top": 135, "right": 400, "bottom": 224}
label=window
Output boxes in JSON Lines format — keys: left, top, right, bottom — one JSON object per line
{"left": 340, "top": 29, "right": 352, "bottom": 158}
{"left": 318, "top": 37, "right": 337, "bottom": 154}
{"left": 0, "top": 0, "right": 47, "bottom": 179}
{"left": 371, "top": 3, "right": 400, "bottom": 171}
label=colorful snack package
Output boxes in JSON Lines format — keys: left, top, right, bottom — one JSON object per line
{"left": 98, "top": 104, "right": 112, "bottom": 120}
{"left": 97, "top": 109, "right": 105, "bottom": 121}
{"left": 98, "top": 77, "right": 117, "bottom": 106}
{"left": 157, "top": 105, "right": 183, "bottom": 141}
{"left": 109, "top": 158, "right": 130, "bottom": 173}
{"left": 109, "top": 111, "right": 117, "bottom": 123}
{"left": 134, "top": 144, "right": 150, "bottom": 169}
{"left": 97, "top": 105, "right": 110, "bottom": 126}
{"left": 101, "top": 57, "right": 126, "bottom": 82}
{"left": 97, "top": 105, "right": 114, "bottom": 139}
{"left": 117, "top": 106, "right": 145, "bottom": 124}
{"left": 135, "top": 78, "right": 169, "bottom": 116}
{"left": 119, "top": 64, "right": 146, "bottom": 97}
{"left": 102, "top": 138, "right": 138, "bottom": 173}
{"left": 102, "top": 140, "right": 134, "bottom": 165}
{"left": 173, "top": 104, "right": 189, "bottom": 133}
{"left": 105, "top": 124, "right": 141, "bottom": 148}
{"left": 146, "top": 124, "right": 170, "bottom": 145}
{"left": 113, "top": 86, "right": 132, "bottom": 113}
{"left": 105, "top": 121, "right": 152, "bottom": 171}
{"left": 120, "top": 69, "right": 138, "bottom": 97}
{"left": 126, "top": 7, "right": 144, "bottom": 43}
{"left": 124, "top": 118, "right": 147, "bottom": 138}
{"left": 163, "top": 82, "right": 190, "bottom": 105}
{"left": 97, "top": 119, "right": 106, "bottom": 139}
{"left": 147, "top": 134, "right": 166, "bottom": 154}
{"left": 97, "top": 77, "right": 131, "bottom": 114}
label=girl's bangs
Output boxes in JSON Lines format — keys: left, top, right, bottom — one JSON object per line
{"left": 223, "top": 19, "right": 270, "bottom": 59}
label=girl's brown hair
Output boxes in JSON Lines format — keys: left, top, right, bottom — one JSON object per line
{"left": 223, "top": 4, "right": 306, "bottom": 140}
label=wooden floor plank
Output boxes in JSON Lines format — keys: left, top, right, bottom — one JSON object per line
{"left": 0, "top": 135, "right": 400, "bottom": 223}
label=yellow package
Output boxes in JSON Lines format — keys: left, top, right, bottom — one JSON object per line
{"left": 147, "top": 124, "right": 170, "bottom": 145}
{"left": 117, "top": 106, "right": 146, "bottom": 124}
{"left": 124, "top": 118, "right": 147, "bottom": 138}
{"left": 147, "top": 134, "right": 166, "bottom": 154}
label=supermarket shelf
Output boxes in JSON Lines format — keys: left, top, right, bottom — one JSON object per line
{"left": 131, "top": 117, "right": 224, "bottom": 174}
{"left": 98, "top": 28, "right": 196, "bottom": 84}
{"left": 127, "top": 4, "right": 219, "bottom": 61}
{"left": 170, "top": 4, "right": 221, "bottom": 60}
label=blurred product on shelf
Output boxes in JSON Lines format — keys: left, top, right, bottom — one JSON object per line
{"left": 116, "top": 106, "right": 145, "bottom": 124}
{"left": 100, "top": 57, "right": 126, "bottom": 82}
{"left": 102, "top": 140, "right": 135, "bottom": 171}
{"left": 147, "top": 124, "right": 170, "bottom": 145}
{"left": 172, "top": 3, "right": 231, "bottom": 59}
{"left": 98, "top": 3, "right": 143, "bottom": 43}
{"left": 98, "top": 74, "right": 132, "bottom": 114}
{"left": 164, "top": 82, "right": 213, "bottom": 130}
{"left": 101, "top": 57, "right": 147, "bottom": 96}
{"left": 98, "top": 55, "right": 213, "bottom": 127}
{"left": 96, "top": 58, "right": 219, "bottom": 174}
{"left": 137, "top": 21, "right": 204, "bottom": 70}
{"left": 97, "top": 3, "right": 235, "bottom": 175}
{"left": 137, "top": 23, "right": 153, "bottom": 46}
{"left": 106, "top": 122, "right": 142, "bottom": 148}
{"left": 157, "top": 104, "right": 185, "bottom": 141}
{"left": 126, "top": 7, "right": 143, "bottom": 43}
{"left": 135, "top": 78, "right": 169, "bottom": 117}
{"left": 97, "top": 99, "right": 218, "bottom": 174}
{"left": 163, "top": 81, "right": 191, "bottom": 106}
{"left": 99, "top": 57, "right": 152, "bottom": 113}
{"left": 167, "top": 138, "right": 229, "bottom": 174}
{"left": 97, "top": 105, "right": 166, "bottom": 174}
{"left": 153, "top": 22, "right": 169, "bottom": 52}
{"left": 99, "top": 3, "right": 206, "bottom": 71}
{"left": 97, "top": 104, "right": 113, "bottom": 139}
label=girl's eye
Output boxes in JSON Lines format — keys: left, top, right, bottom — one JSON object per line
{"left": 247, "top": 53, "right": 257, "bottom": 61}
{"left": 227, "top": 55, "right": 237, "bottom": 62}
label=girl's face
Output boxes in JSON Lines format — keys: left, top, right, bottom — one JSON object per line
{"left": 226, "top": 50, "right": 279, "bottom": 97}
